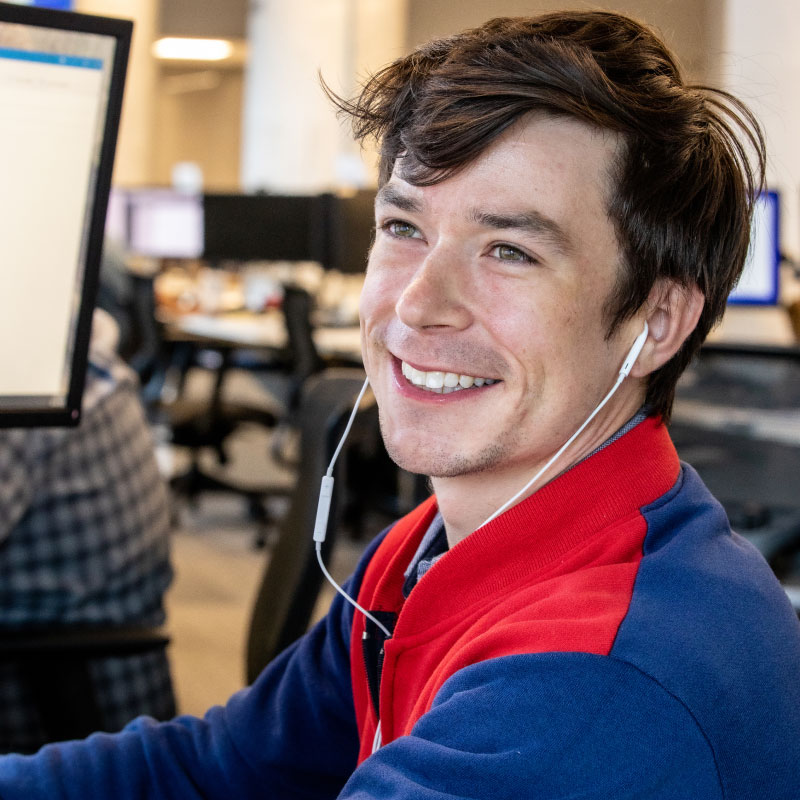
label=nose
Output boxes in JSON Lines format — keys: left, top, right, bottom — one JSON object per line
{"left": 394, "top": 243, "right": 472, "bottom": 331}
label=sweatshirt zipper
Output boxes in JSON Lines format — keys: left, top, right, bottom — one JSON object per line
{"left": 361, "top": 612, "right": 396, "bottom": 751}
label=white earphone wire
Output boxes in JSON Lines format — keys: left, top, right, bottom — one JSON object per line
{"left": 479, "top": 321, "right": 649, "bottom": 529}
{"left": 313, "top": 376, "right": 392, "bottom": 639}
{"left": 314, "top": 321, "right": 648, "bottom": 639}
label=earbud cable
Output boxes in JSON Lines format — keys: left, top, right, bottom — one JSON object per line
{"left": 314, "top": 377, "right": 392, "bottom": 639}
{"left": 478, "top": 371, "right": 625, "bottom": 528}
{"left": 479, "top": 321, "right": 648, "bottom": 528}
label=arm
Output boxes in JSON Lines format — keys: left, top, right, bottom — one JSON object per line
{"left": 339, "top": 652, "right": 723, "bottom": 800}
{"left": 0, "top": 577, "right": 360, "bottom": 799}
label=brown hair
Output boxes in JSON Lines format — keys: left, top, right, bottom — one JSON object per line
{"left": 328, "top": 11, "right": 766, "bottom": 420}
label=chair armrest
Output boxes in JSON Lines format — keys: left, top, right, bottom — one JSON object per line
{"left": 0, "top": 625, "right": 170, "bottom": 659}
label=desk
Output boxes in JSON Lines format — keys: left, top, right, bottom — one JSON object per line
{"left": 707, "top": 305, "right": 797, "bottom": 348}
{"left": 164, "top": 310, "right": 363, "bottom": 363}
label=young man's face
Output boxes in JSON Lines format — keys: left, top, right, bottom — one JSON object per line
{"left": 359, "top": 114, "right": 647, "bottom": 510}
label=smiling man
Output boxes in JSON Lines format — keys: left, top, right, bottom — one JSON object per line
{"left": 1, "top": 10, "right": 799, "bottom": 800}
{"left": 360, "top": 114, "right": 697, "bottom": 544}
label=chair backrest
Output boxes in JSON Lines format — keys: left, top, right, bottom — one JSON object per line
{"left": 245, "top": 369, "right": 374, "bottom": 683}
{"left": 282, "top": 285, "right": 325, "bottom": 381}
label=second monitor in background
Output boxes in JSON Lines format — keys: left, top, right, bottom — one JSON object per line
{"left": 325, "top": 190, "right": 376, "bottom": 275}
{"left": 201, "top": 191, "right": 376, "bottom": 273}
{"left": 728, "top": 190, "right": 780, "bottom": 306}
{"left": 202, "top": 194, "right": 328, "bottom": 264}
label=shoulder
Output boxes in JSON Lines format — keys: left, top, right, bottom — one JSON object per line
{"left": 613, "top": 462, "right": 800, "bottom": 799}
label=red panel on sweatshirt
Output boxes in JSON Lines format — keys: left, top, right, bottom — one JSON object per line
{"left": 350, "top": 416, "right": 680, "bottom": 762}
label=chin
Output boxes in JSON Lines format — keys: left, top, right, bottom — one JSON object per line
{"left": 381, "top": 429, "right": 506, "bottom": 480}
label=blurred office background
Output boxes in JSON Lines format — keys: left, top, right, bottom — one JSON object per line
{"left": 29, "top": 0, "right": 800, "bottom": 718}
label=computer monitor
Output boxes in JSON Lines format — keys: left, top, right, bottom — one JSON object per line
{"left": 202, "top": 193, "right": 327, "bottom": 264}
{"left": 104, "top": 185, "right": 129, "bottom": 246}
{"left": 128, "top": 188, "right": 204, "bottom": 259}
{"left": 728, "top": 190, "right": 780, "bottom": 305}
{"left": 0, "top": 2, "right": 131, "bottom": 427}
{"left": 327, "top": 190, "right": 376, "bottom": 274}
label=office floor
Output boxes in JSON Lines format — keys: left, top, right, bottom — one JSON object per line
{"left": 166, "top": 496, "right": 367, "bottom": 717}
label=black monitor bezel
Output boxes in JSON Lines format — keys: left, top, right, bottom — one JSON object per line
{"left": 0, "top": 2, "right": 132, "bottom": 427}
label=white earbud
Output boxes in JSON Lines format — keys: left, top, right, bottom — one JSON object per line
{"left": 620, "top": 321, "right": 649, "bottom": 378}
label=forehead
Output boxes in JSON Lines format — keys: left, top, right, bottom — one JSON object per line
{"left": 383, "top": 114, "right": 622, "bottom": 234}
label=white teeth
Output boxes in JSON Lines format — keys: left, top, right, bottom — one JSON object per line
{"left": 400, "top": 361, "right": 498, "bottom": 393}
{"left": 443, "top": 372, "right": 459, "bottom": 388}
{"left": 425, "top": 371, "right": 445, "bottom": 389}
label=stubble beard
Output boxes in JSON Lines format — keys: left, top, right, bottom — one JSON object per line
{"left": 378, "top": 410, "right": 510, "bottom": 480}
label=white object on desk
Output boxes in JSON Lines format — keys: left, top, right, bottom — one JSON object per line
{"left": 174, "top": 312, "right": 362, "bottom": 361}
{"left": 708, "top": 305, "right": 796, "bottom": 347}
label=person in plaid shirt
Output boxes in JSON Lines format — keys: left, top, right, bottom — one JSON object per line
{"left": 0, "top": 309, "right": 175, "bottom": 752}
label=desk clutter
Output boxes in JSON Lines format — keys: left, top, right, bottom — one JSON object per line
{"left": 97, "top": 248, "right": 395, "bottom": 558}
{"left": 672, "top": 347, "right": 800, "bottom": 610}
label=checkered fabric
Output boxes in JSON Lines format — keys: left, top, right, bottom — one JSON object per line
{"left": 0, "top": 350, "right": 175, "bottom": 753}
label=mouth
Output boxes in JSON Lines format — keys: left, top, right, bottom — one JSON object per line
{"left": 400, "top": 359, "right": 501, "bottom": 395}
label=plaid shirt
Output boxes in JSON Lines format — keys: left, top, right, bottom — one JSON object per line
{"left": 0, "top": 340, "right": 174, "bottom": 753}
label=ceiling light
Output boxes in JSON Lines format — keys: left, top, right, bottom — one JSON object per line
{"left": 152, "top": 37, "right": 233, "bottom": 61}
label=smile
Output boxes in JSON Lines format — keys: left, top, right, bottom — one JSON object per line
{"left": 400, "top": 360, "right": 500, "bottom": 394}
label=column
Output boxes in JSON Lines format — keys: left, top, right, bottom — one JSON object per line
{"left": 241, "top": 0, "right": 407, "bottom": 193}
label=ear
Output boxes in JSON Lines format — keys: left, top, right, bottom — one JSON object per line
{"left": 629, "top": 279, "right": 704, "bottom": 379}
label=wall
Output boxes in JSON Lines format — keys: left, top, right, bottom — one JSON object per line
{"left": 721, "top": 0, "right": 800, "bottom": 259}
{"left": 75, "top": 0, "right": 158, "bottom": 186}
{"left": 159, "top": 0, "right": 247, "bottom": 39}
{"left": 407, "top": 0, "right": 718, "bottom": 82}
{"left": 154, "top": 65, "right": 243, "bottom": 190}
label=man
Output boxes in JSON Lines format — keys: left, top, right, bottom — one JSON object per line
{"left": 0, "top": 309, "right": 174, "bottom": 752}
{"left": 0, "top": 10, "right": 798, "bottom": 799}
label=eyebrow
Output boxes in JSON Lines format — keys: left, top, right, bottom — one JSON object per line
{"left": 471, "top": 209, "right": 575, "bottom": 256}
{"left": 375, "top": 184, "right": 422, "bottom": 214}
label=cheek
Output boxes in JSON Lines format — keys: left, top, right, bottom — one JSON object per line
{"left": 360, "top": 255, "right": 412, "bottom": 325}
{"left": 359, "top": 267, "right": 390, "bottom": 325}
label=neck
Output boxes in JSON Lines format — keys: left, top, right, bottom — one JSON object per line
{"left": 433, "top": 390, "right": 644, "bottom": 548}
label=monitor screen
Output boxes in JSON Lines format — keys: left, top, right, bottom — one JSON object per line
{"left": 203, "top": 193, "right": 327, "bottom": 263}
{"left": 0, "top": 3, "right": 131, "bottom": 426}
{"left": 327, "top": 190, "right": 375, "bottom": 274}
{"left": 6, "top": 1, "right": 73, "bottom": 8}
{"left": 104, "top": 185, "right": 128, "bottom": 246}
{"left": 128, "top": 188, "right": 204, "bottom": 259}
{"left": 728, "top": 190, "right": 780, "bottom": 306}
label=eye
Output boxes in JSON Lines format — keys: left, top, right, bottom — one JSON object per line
{"left": 382, "top": 219, "right": 422, "bottom": 239}
{"left": 490, "top": 243, "right": 535, "bottom": 264}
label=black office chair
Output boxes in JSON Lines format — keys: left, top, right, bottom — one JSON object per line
{"left": 0, "top": 624, "right": 171, "bottom": 748}
{"left": 245, "top": 370, "right": 380, "bottom": 682}
{"left": 163, "top": 289, "right": 327, "bottom": 545}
